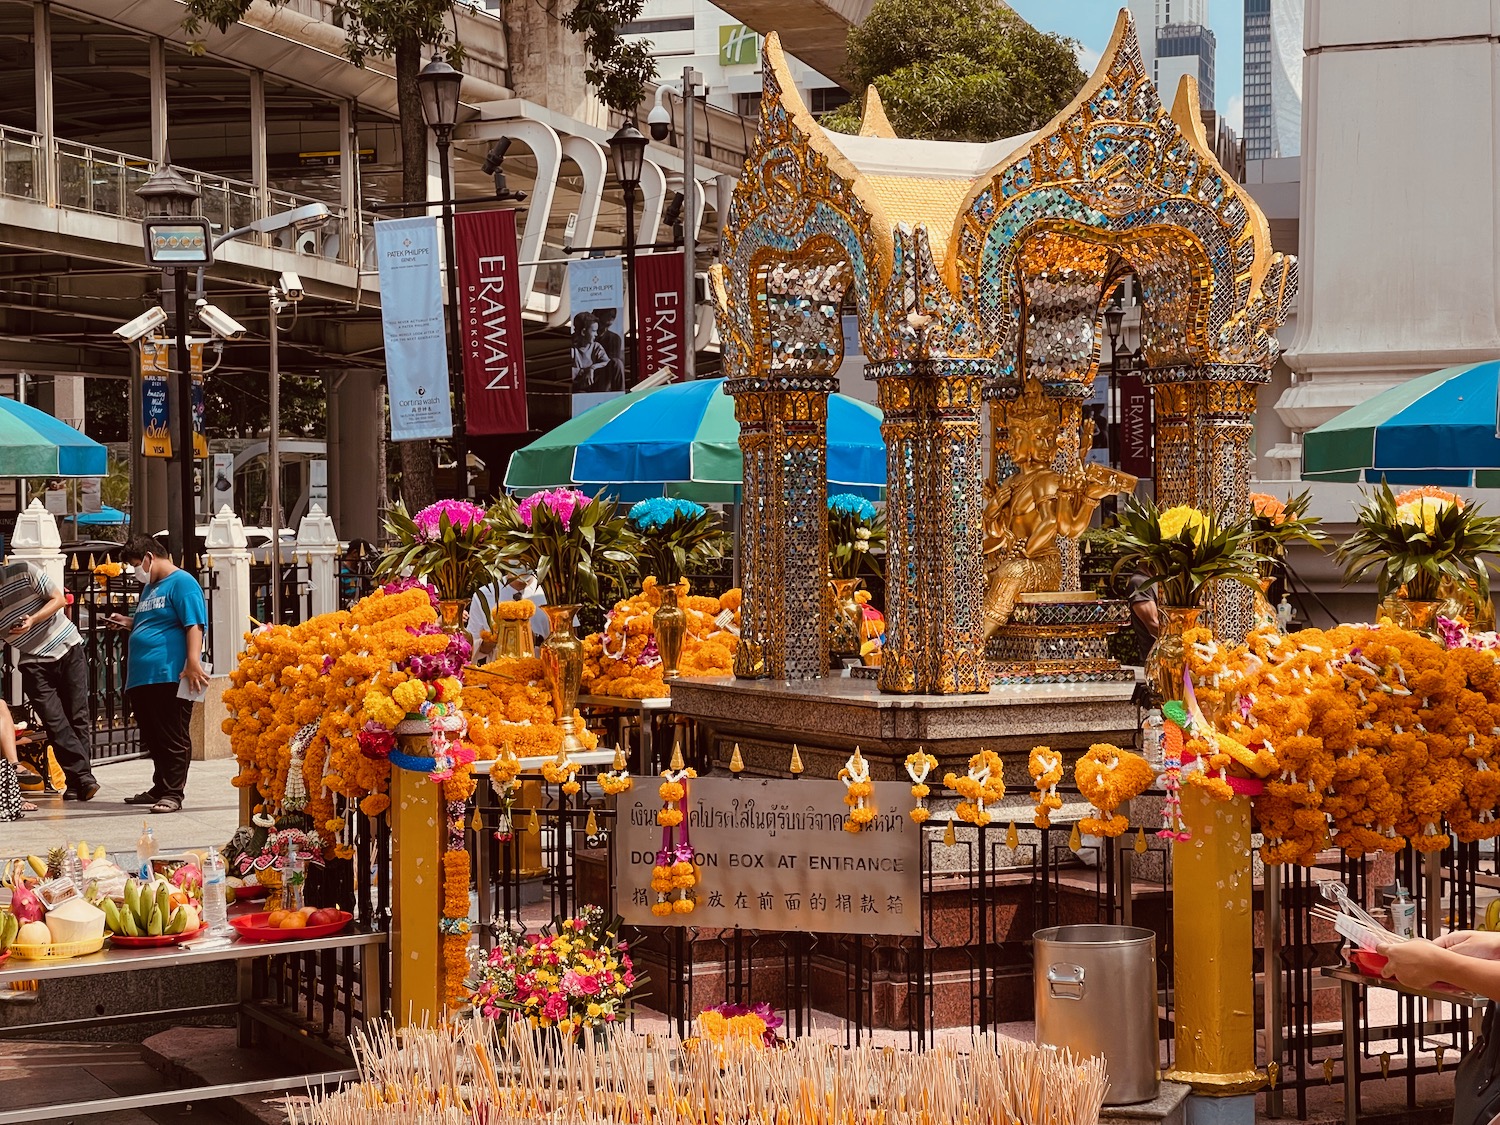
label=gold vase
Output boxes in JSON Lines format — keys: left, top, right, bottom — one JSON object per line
{"left": 1391, "top": 598, "right": 1442, "bottom": 636}
{"left": 652, "top": 583, "right": 688, "bottom": 681}
{"left": 1252, "top": 577, "right": 1279, "bottom": 634}
{"left": 492, "top": 617, "right": 534, "bottom": 660}
{"left": 540, "top": 604, "right": 586, "bottom": 755}
{"left": 438, "top": 599, "right": 466, "bottom": 631}
{"left": 827, "top": 577, "right": 863, "bottom": 665}
{"left": 1147, "top": 605, "right": 1201, "bottom": 703}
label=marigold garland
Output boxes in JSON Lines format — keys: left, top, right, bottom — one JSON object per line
{"left": 905, "top": 750, "right": 937, "bottom": 824}
{"left": 945, "top": 750, "right": 1006, "bottom": 827}
{"left": 1074, "top": 744, "right": 1154, "bottom": 838}
{"left": 653, "top": 748, "right": 698, "bottom": 915}
{"left": 839, "top": 747, "right": 876, "bottom": 833}
{"left": 1028, "top": 746, "right": 1064, "bottom": 829}
{"left": 582, "top": 579, "right": 742, "bottom": 698}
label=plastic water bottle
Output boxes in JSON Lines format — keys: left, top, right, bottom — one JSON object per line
{"left": 202, "top": 849, "right": 229, "bottom": 935}
{"left": 135, "top": 823, "right": 157, "bottom": 881}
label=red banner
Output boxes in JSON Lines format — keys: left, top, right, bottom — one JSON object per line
{"left": 455, "top": 208, "right": 528, "bottom": 433}
{"left": 633, "top": 250, "right": 687, "bottom": 386}
{"left": 1118, "top": 371, "right": 1154, "bottom": 479}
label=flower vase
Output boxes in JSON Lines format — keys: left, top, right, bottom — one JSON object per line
{"left": 540, "top": 604, "right": 586, "bottom": 755}
{"left": 492, "top": 617, "right": 534, "bottom": 660}
{"left": 827, "top": 577, "right": 863, "bottom": 666}
{"left": 438, "top": 599, "right": 467, "bottom": 632}
{"left": 1147, "top": 605, "right": 1201, "bottom": 703}
{"left": 278, "top": 855, "right": 306, "bottom": 913}
{"left": 1252, "top": 577, "right": 1279, "bottom": 634}
{"left": 652, "top": 583, "right": 688, "bottom": 682}
{"left": 1391, "top": 598, "right": 1442, "bottom": 636}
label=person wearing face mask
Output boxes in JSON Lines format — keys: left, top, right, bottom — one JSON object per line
{"left": 116, "top": 535, "right": 209, "bottom": 814}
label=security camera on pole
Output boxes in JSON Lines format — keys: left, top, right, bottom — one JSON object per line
{"left": 647, "top": 66, "right": 705, "bottom": 381}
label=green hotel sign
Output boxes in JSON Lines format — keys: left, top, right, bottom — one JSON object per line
{"left": 719, "top": 24, "right": 759, "bottom": 66}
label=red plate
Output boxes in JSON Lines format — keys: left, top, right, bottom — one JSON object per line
{"left": 230, "top": 910, "right": 353, "bottom": 942}
{"left": 232, "top": 885, "right": 270, "bottom": 902}
{"left": 109, "top": 925, "right": 206, "bottom": 949}
{"left": 1350, "top": 949, "right": 1389, "bottom": 977}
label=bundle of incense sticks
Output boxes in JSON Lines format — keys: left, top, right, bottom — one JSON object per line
{"left": 286, "top": 1020, "right": 1110, "bottom": 1125}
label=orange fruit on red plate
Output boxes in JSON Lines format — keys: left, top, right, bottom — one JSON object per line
{"left": 279, "top": 913, "right": 308, "bottom": 930}
{"left": 266, "top": 910, "right": 289, "bottom": 928}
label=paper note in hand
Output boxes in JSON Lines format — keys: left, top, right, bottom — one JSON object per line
{"left": 177, "top": 662, "right": 213, "bottom": 703}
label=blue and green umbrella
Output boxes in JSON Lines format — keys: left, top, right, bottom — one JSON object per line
{"left": 1303, "top": 360, "right": 1500, "bottom": 488}
{"left": 504, "top": 378, "right": 886, "bottom": 502}
{"left": 0, "top": 397, "right": 107, "bottom": 477}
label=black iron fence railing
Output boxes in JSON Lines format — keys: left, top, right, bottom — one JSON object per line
{"left": 250, "top": 561, "right": 311, "bottom": 627}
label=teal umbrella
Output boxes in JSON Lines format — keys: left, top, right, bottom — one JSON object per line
{"left": 505, "top": 378, "right": 885, "bottom": 501}
{"left": 1304, "top": 361, "right": 1500, "bottom": 487}
{"left": 0, "top": 397, "right": 107, "bottom": 477}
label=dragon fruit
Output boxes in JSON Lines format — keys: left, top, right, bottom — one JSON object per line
{"left": 10, "top": 880, "right": 43, "bottom": 924}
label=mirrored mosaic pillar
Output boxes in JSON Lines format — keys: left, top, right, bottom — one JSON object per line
{"left": 871, "top": 360, "right": 991, "bottom": 695}
{"left": 728, "top": 376, "right": 837, "bottom": 681}
{"left": 1151, "top": 381, "right": 1196, "bottom": 507}
{"left": 1199, "top": 380, "right": 1261, "bottom": 645}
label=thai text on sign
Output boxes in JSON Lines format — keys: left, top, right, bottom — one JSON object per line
{"left": 613, "top": 777, "right": 921, "bottom": 936}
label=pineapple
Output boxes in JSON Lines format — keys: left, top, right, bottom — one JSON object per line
{"left": 45, "top": 845, "right": 67, "bottom": 880}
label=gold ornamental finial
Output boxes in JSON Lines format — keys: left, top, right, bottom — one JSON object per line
{"left": 612, "top": 744, "right": 627, "bottom": 772}
{"left": 789, "top": 745, "right": 804, "bottom": 775}
{"left": 1068, "top": 823, "right": 1082, "bottom": 852}
{"left": 1005, "top": 822, "right": 1019, "bottom": 850}
{"left": 470, "top": 806, "right": 483, "bottom": 832}
{"left": 851, "top": 746, "right": 866, "bottom": 772}
{"left": 584, "top": 808, "right": 598, "bottom": 836}
{"left": 528, "top": 808, "right": 540, "bottom": 834}
{"left": 669, "top": 742, "right": 685, "bottom": 772}
{"left": 1135, "top": 826, "right": 1149, "bottom": 854}
{"left": 943, "top": 819, "right": 956, "bottom": 847}
{"left": 729, "top": 743, "right": 745, "bottom": 773}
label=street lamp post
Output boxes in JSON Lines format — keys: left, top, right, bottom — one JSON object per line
{"left": 137, "top": 164, "right": 209, "bottom": 565}
{"left": 417, "top": 56, "right": 468, "bottom": 498}
{"left": 609, "top": 122, "right": 649, "bottom": 387}
{"left": 1103, "top": 296, "right": 1125, "bottom": 475}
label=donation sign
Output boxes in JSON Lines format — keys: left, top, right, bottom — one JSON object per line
{"left": 613, "top": 777, "right": 921, "bottom": 936}
{"left": 375, "top": 216, "right": 453, "bottom": 441}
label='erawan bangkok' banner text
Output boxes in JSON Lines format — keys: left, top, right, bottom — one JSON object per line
{"left": 455, "top": 208, "right": 527, "bottom": 433}
{"left": 374, "top": 216, "right": 452, "bottom": 441}
{"left": 633, "top": 250, "right": 686, "bottom": 386}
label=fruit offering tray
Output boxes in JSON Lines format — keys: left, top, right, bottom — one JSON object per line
{"left": 230, "top": 909, "right": 352, "bottom": 942}
{"left": 8, "top": 934, "right": 107, "bottom": 961}
{"left": 109, "top": 925, "right": 207, "bottom": 949}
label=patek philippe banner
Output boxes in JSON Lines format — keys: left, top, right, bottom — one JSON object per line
{"left": 633, "top": 250, "right": 687, "bottom": 386}
{"left": 375, "top": 216, "right": 453, "bottom": 441}
{"left": 566, "top": 257, "right": 625, "bottom": 394}
{"left": 1118, "top": 371, "right": 1155, "bottom": 479}
{"left": 455, "top": 208, "right": 528, "bottom": 434}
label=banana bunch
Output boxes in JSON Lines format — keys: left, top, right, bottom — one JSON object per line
{"left": 0, "top": 910, "right": 17, "bottom": 952}
{"left": 0, "top": 858, "right": 34, "bottom": 890}
{"left": 103, "top": 880, "right": 190, "bottom": 937}
{"left": 1484, "top": 899, "right": 1500, "bottom": 932}
{"left": 76, "top": 841, "right": 105, "bottom": 864}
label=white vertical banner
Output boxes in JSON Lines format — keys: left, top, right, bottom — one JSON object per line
{"left": 212, "top": 452, "right": 235, "bottom": 515}
{"left": 79, "top": 477, "right": 102, "bottom": 514}
{"left": 309, "top": 459, "right": 328, "bottom": 512}
{"left": 375, "top": 216, "right": 453, "bottom": 441}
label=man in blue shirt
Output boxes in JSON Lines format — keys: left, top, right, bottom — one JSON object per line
{"left": 117, "top": 536, "right": 208, "bottom": 814}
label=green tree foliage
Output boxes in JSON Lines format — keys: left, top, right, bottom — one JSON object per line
{"left": 563, "top": 0, "right": 658, "bottom": 113}
{"left": 821, "top": 0, "right": 1087, "bottom": 143}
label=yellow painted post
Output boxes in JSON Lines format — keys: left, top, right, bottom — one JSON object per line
{"left": 1166, "top": 785, "right": 1264, "bottom": 1093}
{"left": 391, "top": 765, "right": 443, "bottom": 1026}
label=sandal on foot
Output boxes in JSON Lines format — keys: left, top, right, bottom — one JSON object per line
{"left": 124, "top": 791, "right": 159, "bottom": 805}
{"left": 150, "top": 797, "right": 182, "bottom": 814}
{"left": 19, "top": 802, "right": 36, "bottom": 813}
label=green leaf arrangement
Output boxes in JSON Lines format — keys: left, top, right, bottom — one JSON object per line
{"left": 1336, "top": 481, "right": 1500, "bottom": 604}
{"left": 491, "top": 489, "right": 639, "bottom": 609}
{"left": 627, "top": 499, "right": 731, "bottom": 587}
{"left": 1104, "top": 496, "right": 1262, "bottom": 609}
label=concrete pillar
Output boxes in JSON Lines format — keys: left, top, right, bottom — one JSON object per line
{"left": 204, "top": 506, "right": 251, "bottom": 674}
{"left": 328, "top": 370, "right": 382, "bottom": 543}
{"left": 297, "top": 505, "right": 340, "bottom": 618}
{"left": 10, "top": 500, "right": 63, "bottom": 586}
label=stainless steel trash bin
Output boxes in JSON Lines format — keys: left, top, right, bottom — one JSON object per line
{"left": 1034, "top": 924, "right": 1159, "bottom": 1106}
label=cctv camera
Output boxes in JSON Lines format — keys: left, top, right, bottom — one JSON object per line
{"left": 113, "top": 306, "right": 168, "bottom": 344}
{"left": 482, "top": 137, "right": 513, "bottom": 176}
{"left": 647, "top": 104, "right": 670, "bottom": 143}
{"left": 278, "top": 272, "right": 304, "bottom": 302}
{"left": 196, "top": 300, "right": 247, "bottom": 341}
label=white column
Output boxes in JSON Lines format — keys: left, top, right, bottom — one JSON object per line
{"left": 297, "top": 504, "right": 340, "bottom": 618}
{"left": 9, "top": 499, "right": 63, "bottom": 587}
{"left": 204, "top": 505, "right": 252, "bottom": 673}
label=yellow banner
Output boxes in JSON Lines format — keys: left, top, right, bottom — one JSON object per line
{"left": 139, "top": 340, "right": 209, "bottom": 459}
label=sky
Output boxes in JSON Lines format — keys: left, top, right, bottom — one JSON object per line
{"left": 1005, "top": 1, "right": 1245, "bottom": 132}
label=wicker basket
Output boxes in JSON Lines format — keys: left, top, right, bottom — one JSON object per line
{"left": 9, "top": 933, "right": 106, "bottom": 960}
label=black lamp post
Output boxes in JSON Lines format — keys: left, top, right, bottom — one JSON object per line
{"left": 417, "top": 55, "right": 468, "bottom": 498}
{"left": 609, "top": 122, "right": 649, "bottom": 387}
{"left": 1103, "top": 295, "right": 1126, "bottom": 475}
{"left": 137, "top": 163, "right": 208, "bottom": 565}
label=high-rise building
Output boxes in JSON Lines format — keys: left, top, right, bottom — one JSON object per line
{"left": 1243, "top": 0, "right": 1303, "bottom": 160}
{"left": 1156, "top": 23, "right": 1216, "bottom": 108}
{"left": 1127, "top": 0, "right": 1214, "bottom": 107}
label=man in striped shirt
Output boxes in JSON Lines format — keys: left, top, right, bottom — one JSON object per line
{"left": 0, "top": 554, "right": 97, "bottom": 801}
